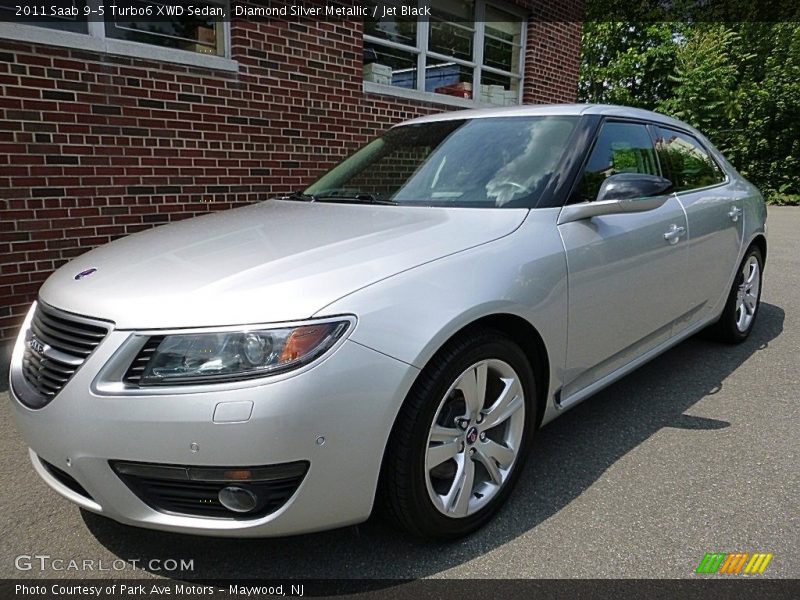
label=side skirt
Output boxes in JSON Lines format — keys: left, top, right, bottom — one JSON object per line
{"left": 555, "top": 314, "right": 719, "bottom": 413}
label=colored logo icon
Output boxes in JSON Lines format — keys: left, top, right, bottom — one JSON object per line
{"left": 696, "top": 552, "right": 774, "bottom": 575}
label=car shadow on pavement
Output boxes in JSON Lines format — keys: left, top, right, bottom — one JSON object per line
{"left": 82, "top": 303, "right": 784, "bottom": 581}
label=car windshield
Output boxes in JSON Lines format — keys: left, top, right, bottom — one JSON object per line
{"left": 304, "top": 116, "right": 578, "bottom": 208}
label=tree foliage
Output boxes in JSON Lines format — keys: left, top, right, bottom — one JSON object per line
{"left": 579, "top": 13, "right": 800, "bottom": 203}
{"left": 579, "top": 22, "right": 681, "bottom": 108}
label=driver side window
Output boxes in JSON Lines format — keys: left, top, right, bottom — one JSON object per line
{"left": 574, "top": 122, "right": 659, "bottom": 203}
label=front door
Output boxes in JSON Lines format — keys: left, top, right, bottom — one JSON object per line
{"left": 558, "top": 120, "right": 690, "bottom": 399}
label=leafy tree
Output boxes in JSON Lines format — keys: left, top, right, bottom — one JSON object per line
{"left": 579, "top": 22, "right": 682, "bottom": 108}
{"left": 728, "top": 24, "right": 800, "bottom": 200}
{"left": 659, "top": 25, "right": 743, "bottom": 142}
{"left": 579, "top": 7, "right": 800, "bottom": 204}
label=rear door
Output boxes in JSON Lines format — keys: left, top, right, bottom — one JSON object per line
{"left": 558, "top": 120, "right": 690, "bottom": 399}
{"left": 654, "top": 127, "right": 744, "bottom": 331}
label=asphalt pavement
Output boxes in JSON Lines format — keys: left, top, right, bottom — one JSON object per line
{"left": 1, "top": 207, "right": 798, "bottom": 580}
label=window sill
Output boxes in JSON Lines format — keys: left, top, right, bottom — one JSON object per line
{"left": 0, "top": 23, "right": 238, "bottom": 72}
{"left": 363, "top": 81, "right": 499, "bottom": 109}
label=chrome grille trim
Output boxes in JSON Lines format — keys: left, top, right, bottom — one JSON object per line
{"left": 15, "top": 302, "right": 111, "bottom": 409}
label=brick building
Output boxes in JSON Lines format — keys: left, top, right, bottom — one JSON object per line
{"left": 0, "top": 0, "right": 583, "bottom": 347}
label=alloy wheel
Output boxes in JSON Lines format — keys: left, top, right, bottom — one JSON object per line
{"left": 735, "top": 255, "right": 760, "bottom": 332}
{"left": 424, "top": 359, "right": 525, "bottom": 518}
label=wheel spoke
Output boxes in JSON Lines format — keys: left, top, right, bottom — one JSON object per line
{"left": 429, "top": 424, "right": 460, "bottom": 443}
{"left": 474, "top": 447, "right": 503, "bottom": 485}
{"left": 744, "top": 294, "right": 757, "bottom": 314}
{"left": 446, "top": 455, "right": 475, "bottom": 517}
{"left": 736, "top": 302, "right": 747, "bottom": 330}
{"left": 481, "top": 439, "right": 516, "bottom": 469}
{"left": 745, "top": 262, "right": 757, "bottom": 285}
{"left": 456, "top": 362, "right": 488, "bottom": 417}
{"left": 481, "top": 378, "right": 523, "bottom": 430}
{"left": 426, "top": 440, "right": 460, "bottom": 471}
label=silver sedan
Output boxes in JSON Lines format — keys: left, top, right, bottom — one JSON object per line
{"left": 8, "top": 104, "right": 767, "bottom": 539}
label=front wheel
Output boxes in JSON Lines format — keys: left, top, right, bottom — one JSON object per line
{"left": 380, "top": 330, "right": 536, "bottom": 539}
{"left": 711, "top": 246, "right": 763, "bottom": 343}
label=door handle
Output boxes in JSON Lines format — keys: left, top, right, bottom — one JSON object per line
{"left": 663, "top": 224, "right": 686, "bottom": 245}
{"left": 728, "top": 206, "right": 742, "bottom": 222}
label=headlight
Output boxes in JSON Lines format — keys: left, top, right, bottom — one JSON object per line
{"left": 126, "top": 320, "right": 351, "bottom": 386}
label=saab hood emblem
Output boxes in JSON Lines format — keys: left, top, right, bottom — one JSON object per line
{"left": 74, "top": 267, "right": 98, "bottom": 280}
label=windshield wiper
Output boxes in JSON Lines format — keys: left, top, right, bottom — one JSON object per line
{"left": 315, "top": 193, "right": 397, "bottom": 205}
{"left": 282, "top": 191, "right": 318, "bottom": 202}
{"left": 283, "top": 191, "right": 396, "bottom": 205}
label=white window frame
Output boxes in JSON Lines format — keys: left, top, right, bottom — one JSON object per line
{"left": 0, "top": 0, "right": 236, "bottom": 72}
{"left": 363, "top": 0, "right": 527, "bottom": 108}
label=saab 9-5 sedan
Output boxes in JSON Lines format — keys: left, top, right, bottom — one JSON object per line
{"left": 9, "top": 104, "right": 766, "bottom": 539}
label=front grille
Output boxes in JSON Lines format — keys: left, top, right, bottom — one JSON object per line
{"left": 40, "top": 459, "right": 94, "bottom": 500}
{"left": 19, "top": 303, "right": 109, "bottom": 408}
{"left": 112, "top": 461, "right": 308, "bottom": 519}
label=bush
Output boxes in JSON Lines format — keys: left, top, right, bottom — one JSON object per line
{"left": 765, "top": 193, "right": 800, "bottom": 206}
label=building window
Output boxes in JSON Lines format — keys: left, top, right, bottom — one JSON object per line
{"left": 0, "top": 0, "right": 229, "bottom": 66}
{"left": 104, "top": 0, "right": 225, "bottom": 56}
{"left": 0, "top": 0, "right": 90, "bottom": 33}
{"left": 363, "top": 0, "right": 526, "bottom": 106}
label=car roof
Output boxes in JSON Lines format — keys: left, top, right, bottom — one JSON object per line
{"left": 397, "top": 103, "right": 695, "bottom": 132}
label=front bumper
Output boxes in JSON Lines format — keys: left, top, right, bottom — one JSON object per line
{"left": 9, "top": 325, "right": 418, "bottom": 537}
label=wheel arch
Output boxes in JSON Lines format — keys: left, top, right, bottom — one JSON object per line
{"left": 750, "top": 233, "right": 767, "bottom": 267}
{"left": 452, "top": 314, "right": 550, "bottom": 429}
{"left": 374, "top": 311, "right": 552, "bottom": 526}
{"left": 391, "top": 311, "right": 552, "bottom": 435}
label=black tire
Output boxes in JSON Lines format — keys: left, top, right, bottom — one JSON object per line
{"left": 379, "top": 329, "right": 537, "bottom": 540}
{"left": 709, "top": 245, "right": 764, "bottom": 344}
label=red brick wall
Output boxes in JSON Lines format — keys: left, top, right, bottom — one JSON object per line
{"left": 0, "top": 6, "right": 582, "bottom": 343}
{"left": 523, "top": 0, "right": 584, "bottom": 104}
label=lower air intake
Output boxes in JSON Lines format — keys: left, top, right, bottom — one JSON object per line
{"left": 111, "top": 460, "right": 308, "bottom": 519}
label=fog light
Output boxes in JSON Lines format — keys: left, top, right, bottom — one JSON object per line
{"left": 218, "top": 486, "right": 258, "bottom": 513}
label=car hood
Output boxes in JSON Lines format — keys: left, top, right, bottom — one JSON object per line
{"left": 40, "top": 200, "right": 527, "bottom": 329}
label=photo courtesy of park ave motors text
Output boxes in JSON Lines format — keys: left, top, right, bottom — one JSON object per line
{"left": 0, "top": 0, "right": 798, "bottom": 590}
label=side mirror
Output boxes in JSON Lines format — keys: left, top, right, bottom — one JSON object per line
{"left": 596, "top": 172, "right": 674, "bottom": 203}
{"left": 558, "top": 173, "right": 674, "bottom": 224}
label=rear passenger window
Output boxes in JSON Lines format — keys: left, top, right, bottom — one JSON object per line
{"left": 575, "top": 122, "right": 658, "bottom": 203}
{"left": 655, "top": 127, "right": 725, "bottom": 191}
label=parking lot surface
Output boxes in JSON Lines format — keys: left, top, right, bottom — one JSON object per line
{"left": 1, "top": 207, "right": 798, "bottom": 580}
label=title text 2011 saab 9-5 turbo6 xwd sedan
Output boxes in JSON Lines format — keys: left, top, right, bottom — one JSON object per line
{"left": 9, "top": 104, "right": 766, "bottom": 539}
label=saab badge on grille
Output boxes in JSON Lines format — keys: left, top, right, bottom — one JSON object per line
{"left": 74, "top": 267, "right": 98, "bottom": 280}
{"left": 27, "top": 334, "right": 45, "bottom": 355}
